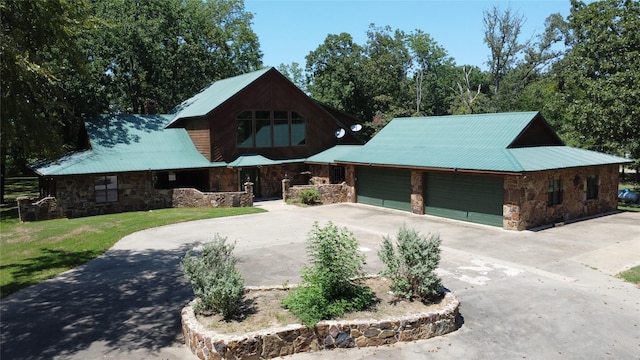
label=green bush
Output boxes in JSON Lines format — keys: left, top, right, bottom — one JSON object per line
{"left": 181, "top": 235, "right": 244, "bottom": 319}
{"left": 298, "top": 188, "right": 322, "bottom": 205}
{"left": 378, "top": 224, "right": 443, "bottom": 301}
{"left": 282, "top": 222, "right": 373, "bottom": 327}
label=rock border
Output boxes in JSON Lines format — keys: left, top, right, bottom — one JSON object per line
{"left": 181, "top": 287, "right": 460, "bottom": 360}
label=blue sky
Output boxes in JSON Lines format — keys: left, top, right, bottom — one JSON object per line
{"left": 244, "top": 0, "right": 574, "bottom": 70}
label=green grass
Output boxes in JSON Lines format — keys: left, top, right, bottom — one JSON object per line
{"left": 618, "top": 266, "right": 640, "bottom": 285}
{"left": 0, "top": 206, "right": 265, "bottom": 298}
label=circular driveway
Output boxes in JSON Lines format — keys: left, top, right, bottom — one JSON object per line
{"left": 2, "top": 201, "right": 639, "bottom": 359}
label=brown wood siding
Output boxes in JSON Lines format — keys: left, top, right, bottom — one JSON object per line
{"left": 184, "top": 118, "right": 212, "bottom": 161}
{"left": 207, "top": 69, "right": 361, "bottom": 162}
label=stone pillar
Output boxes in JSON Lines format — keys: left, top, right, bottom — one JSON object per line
{"left": 344, "top": 164, "right": 356, "bottom": 203}
{"left": 410, "top": 170, "right": 424, "bottom": 215}
{"left": 244, "top": 182, "right": 254, "bottom": 198}
{"left": 282, "top": 177, "right": 291, "bottom": 201}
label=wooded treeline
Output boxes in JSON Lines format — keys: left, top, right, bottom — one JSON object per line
{"left": 1, "top": 0, "right": 638, "bottom": 185}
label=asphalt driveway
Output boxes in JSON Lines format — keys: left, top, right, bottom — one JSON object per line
{"left": 1, "top": 201, "right": 639, "bottom": 359}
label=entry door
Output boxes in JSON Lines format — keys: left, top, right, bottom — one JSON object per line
{"left": 239, "top": 168, "right": 261, "bottom": 197}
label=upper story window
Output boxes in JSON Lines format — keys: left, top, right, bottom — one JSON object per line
{"left": 236, "top": 110, "right": 306, "bottom": 148}
{"left": 586, "top": 175, "right": 599, "bottom": 200}
{"left": 95, "top": 175, "right": 118, "bottom": 204}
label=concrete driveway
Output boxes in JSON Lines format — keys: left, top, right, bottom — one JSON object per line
{"left": 1, "top": 201, "right": 639, "bottom": 359}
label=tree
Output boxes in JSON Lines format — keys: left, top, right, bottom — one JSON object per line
{"left": 450, "top": 66, "right": 491, "bottom": 114}
{"left": 0, "top": 0, "right": 93, "bottom": 202}
{"left": 556, "top": 0, "right": 640, "bottom": 160}
{"left": 278, "top": 62, "right": 307, "bottom": 93}
{"left": 406, "top": 30, "right": 456, "bottom": 116}
{"left": 87, "top": 0, "right": 262, "bottom": 114}
{"left": 306, "top": 33, "right": 369, "bottom": 122}
{"left": 363, "top": 24, "right": 412, "bottom": 121}
{"left": 483, "top": 6, "right": 528, "bottom": 111}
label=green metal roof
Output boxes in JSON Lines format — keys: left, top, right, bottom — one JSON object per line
{"left": 226, "top": 154, "right": 305, "bottom": 168}
{"left": 168, "top": 67, "right": 272, "bottom": 126}
{"left": 306, "top": 145, "right": 362, "bottom": 164}
{"left": 336, "top": 112, "right": 631, "bottom": 172}
{"left": 33, "top": 114, "right": 219, "bottom": 176}
{"left": 508, "top": 146, "right": 631, "bottom": 171}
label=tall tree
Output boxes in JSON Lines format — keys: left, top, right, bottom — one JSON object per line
{"left": 88, "top": 0, "right": 262, "bottom": 114}
{"left": 450, "top": 66, "right": 491, "bottom": 115}
{"left": 556, "top": 0, "right": 640, "bottom": 160}
{"left": 406, "top": 29, "right": 456, "bottom": 116}
{"left": 1, "top": 0, "right": 92, "bottom": 201}
{"left": 363, "top": 24, "right": 412, "bottom": 121}
{"left": 483, "top": 6, "right": 528, "bottom": 111}
{"left": 306, "top": 33, "right": 368, "bottom": 121}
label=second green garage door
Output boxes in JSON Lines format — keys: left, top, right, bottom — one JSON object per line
{"left": 357, "top": 167, "right": 411, "bottom": 211}
{"left": 425, "top": 173, "right": 504, "bottom": 226}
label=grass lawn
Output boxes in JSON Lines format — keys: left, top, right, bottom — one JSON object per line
{"left": 618, "top": 266, "right": 640, "bottom": 286}
{"left": 0, "top": 177, "right": 266, "bottom": 298}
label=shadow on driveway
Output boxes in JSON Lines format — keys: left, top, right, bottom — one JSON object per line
{"left": 1, "top": 245, "right": 195, "bottom": 360}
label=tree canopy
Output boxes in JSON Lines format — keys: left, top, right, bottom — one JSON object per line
{"left": 2, "top": 0, "right": 637, "bottom": 184}
{"left": 1, "top": 0, "right": 262, "bottom": 180}
{"left": 555, "top": 0, "right": 640, "bottom": 159}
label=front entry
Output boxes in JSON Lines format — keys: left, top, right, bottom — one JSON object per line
{"left": 239, "top": 168, "right": 261, "bottom": 198}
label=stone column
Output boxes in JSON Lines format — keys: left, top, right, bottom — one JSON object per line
{"left": 410, "top": 170, "right": 424, "bottom": 215}
{"left": 244, "top": 182, "right": 254, "bottom": 197}
{"left": 282, "top": 177, "right": 291, "bottom": 201}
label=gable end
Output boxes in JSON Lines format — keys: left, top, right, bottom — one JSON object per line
{"left": 508, "top": 113, "right": 564, "bottom": 148}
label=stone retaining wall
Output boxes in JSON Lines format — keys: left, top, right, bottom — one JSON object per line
{"left": 181, "top": 289, "right": 459, "bottom": 360}
{"left": 18, "top": 186, "right": 253, "bottom": 222}
{"left": 285, "top": 183, "right": 354, "bottom": 205}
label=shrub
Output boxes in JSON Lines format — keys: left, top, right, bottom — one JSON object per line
{"left": 298, "top": 188, "right": 322, "bottom": 205}
{"left": 181, "top": 235, "right": 244, "bottom": 319}
{"left": 378, "top": 224, "right": 443, "bottom": 301}
{"left": 282, "top": 222, "right": 373, "bottom": 327}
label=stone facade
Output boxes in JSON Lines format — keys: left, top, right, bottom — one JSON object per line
{"left": 259, "top": 164, "right": 307, "bottom": 198}
{"left": 18, "top": 171, "right": 254, "bottom": 222}
{"left": 181, "top": 288, "right": 459, "bottom": 360}
{"left": 286, "top": 184, "right": 355, "bottom": 205}
{"left": 410, "top": 170, "right": 425, "bottom": 215}
{"left": 502, "top": 165, "right": 619, "bottom": 230}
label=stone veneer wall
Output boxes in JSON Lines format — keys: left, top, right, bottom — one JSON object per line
{"left": 181, "top": 288, "right": 459, "bottom": 360}
{"left": 260, "top": 163, "right": 307, "bottom": 198}
{"left": 18, "top": 171, "right": 253, "bottom": 222}
{"left": 287, "top": 183, "right": 354, "bottom": 204}
{"left": 503, "top": 165, "right": 619, "bottom": 230}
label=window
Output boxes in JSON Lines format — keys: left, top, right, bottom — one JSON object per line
{"left": 330, "top": 166, "right": 345, "bottom": 184}
{"left": 236, "top": 111, "right": 253, "bottom": 148}
{"left": 95, "top": 175, "right": 118, "bottom": 203}
{"left": 255, "top": 111, "right": 272, "bottom": 147}
{"left": 586, "top": 175, "right": 599, "bottom": 199}
{"left": 291, "top": 112, "right": 306, "bottom": 145}
{"left": 235, "top": 110, "right": 306, "bottom": 148}
{"left": 547, "top": 179, "right": 562, "bottom": 206}
{"left": 273, "top": 111, "right": 289, "bottom": 147}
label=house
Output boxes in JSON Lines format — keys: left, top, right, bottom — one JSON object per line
{"left": 323, "top": 112, "right": 631, "bottom": 230}
{"left": 28, "top": 67, "right": 361, "bottom": 219}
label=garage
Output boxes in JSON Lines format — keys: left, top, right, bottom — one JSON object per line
{"left": 425, "top": 172, "right": 504, "bottom": 226}
{"left": 357, "top": 167, "right": 411, "bottom": 211}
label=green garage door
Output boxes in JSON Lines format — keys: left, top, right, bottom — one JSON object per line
{"left": 357, "top": 167, "right": 411, "bottom": 211}
{"left": 425, "top": 173, "right": 504, "bottom": 226}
